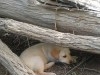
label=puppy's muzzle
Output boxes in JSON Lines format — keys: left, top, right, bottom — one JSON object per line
{"left": 69, "top": 60, "right": 73, "bottom": 64}
{"left": 69, "top": 56, "right": 78, "bottom": 64}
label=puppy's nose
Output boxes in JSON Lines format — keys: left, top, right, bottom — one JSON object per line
{"left": 69, "top": 60, "right": 73, "bottom": 64}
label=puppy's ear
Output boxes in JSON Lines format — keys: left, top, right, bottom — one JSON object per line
{"left": 51, "top": 48, "right": 60, "bottom": 59}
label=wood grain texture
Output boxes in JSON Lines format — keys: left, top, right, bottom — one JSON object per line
{"left": 1, "top": 18, "right": 100, "bottom": 54}
{"left": 0, "top": 39, "right": 35, "bottom": 75}
{"left": 0, "top": 0, "right": 100, "bottom": 36}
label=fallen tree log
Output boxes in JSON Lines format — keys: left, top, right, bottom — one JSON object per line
{"left": 1, "top": 18, "right": 100, "bottom": 54}
{"left": 68, "top": 0, "right": 100, "bottom": 13}
{"left": 0, "top": 0, "right": 100, "bottom": 36}
{"left": 0, "top": 39, "right": 35, "bottom": 75}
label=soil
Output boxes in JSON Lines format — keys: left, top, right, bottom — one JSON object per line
{"left": 0, "top": 64, "right": 8, "bottom": 75}
{"left": 0, "top": 32, "right": 100, "bottom": 75}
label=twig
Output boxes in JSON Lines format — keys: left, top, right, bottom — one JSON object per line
{"left": 65, "top": 55, "right": 93, "bottom": 75}
{"left": 54, "top": 7, "right": 58, "bottom": 30}
{"left": 54, "top": 0, "right": 58, "bottom": 30}
{"left": 77, "top": 67, "right": 100, "bottom": 74}
{"left": 26, "top": 37, "right": 30, "bottom": 47}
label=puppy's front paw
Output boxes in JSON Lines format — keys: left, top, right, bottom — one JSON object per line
{"left": 43, "top": 72, "right": 56, "bottom": 75}
{"left": 49, "top": 62, "right": 55, "bottom": 65}
{"left": 48, "top": 73, "right": 56, "bottom": 75}
{"left": 45, "top": 62, "right": 55, "bottom": 70}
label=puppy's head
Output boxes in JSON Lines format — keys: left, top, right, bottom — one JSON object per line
{"left": 51, "top": 47, "right": 76, "bottom": 64}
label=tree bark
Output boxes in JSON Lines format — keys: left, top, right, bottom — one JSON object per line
{"left": 1, "top": 18, "right": 100, "bottom": 54}
{"left": 0, "top": 39, "right": 35, "bottom": 75}
{"left": 68, "top": 0, "right": 100, "bottom": 12}
{"left": 0, "top": 0, "right": 100, "bottom": 36}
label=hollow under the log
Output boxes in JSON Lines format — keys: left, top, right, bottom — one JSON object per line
{"left": 0, "top": 32, "right": 100, "bottom": 75}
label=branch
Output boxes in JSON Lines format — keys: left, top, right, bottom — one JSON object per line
{"left": 0, "top": 0, "right": 100, "bottom": 36}
{"left": 1, "top": 18, "right": 100, "bottom": 54}
{"left": 0, "top": 39, "right": 35, "bottom": 75}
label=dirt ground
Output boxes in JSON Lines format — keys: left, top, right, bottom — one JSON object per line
{"left": 0, "top": 32, "right": 100, "bottom": 75}
{"left": 0, "top": 64, "right": 8, "bottom": 75}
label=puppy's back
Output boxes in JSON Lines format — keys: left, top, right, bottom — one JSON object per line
{"left": 20, "top": 43, "right": 51, "bottom": 69}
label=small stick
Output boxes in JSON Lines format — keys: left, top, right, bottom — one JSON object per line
{"left": 26, "top": 37, "right": 30, "bottom": 47}
{"left": 54, "top": 7, "right": 58, "bottom": 30}
{"left": 54, "top": 0, "right": 61, "bottom": 31}
{"left": 77, "top": 67, "right": 100, "bottom": 74}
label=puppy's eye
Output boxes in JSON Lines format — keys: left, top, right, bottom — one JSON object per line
{"left": 63, "top": 55, "right": 67, "bottom": 58}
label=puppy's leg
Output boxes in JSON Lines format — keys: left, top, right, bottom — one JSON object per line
{"left": 37, "top": 66, "right": 56, "bottom": 75}
{"left": 39, "top": 72, "right": 56, "bottom": 75}
{"left": 44, "top": 62, "right": 55, "bottom": 70}
{"left": 36, "top": 62, "right": 56, "bottom": 75}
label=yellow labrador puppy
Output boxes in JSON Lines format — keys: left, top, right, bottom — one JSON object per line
{"left": 20, "top": 43, "right": 77, "bottom": 75}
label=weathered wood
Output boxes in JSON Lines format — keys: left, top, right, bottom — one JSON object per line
{"left": 1, "top": 18, "right": 100, "bottom": 54}
{"left": 68, "top": 0, "right": 100, "bottom": 12}
{"left": 0, "top": 39, "right": 35, "bottom": 75}
{"left": 0, "top": 0, "right": 100, "bottom": 36}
